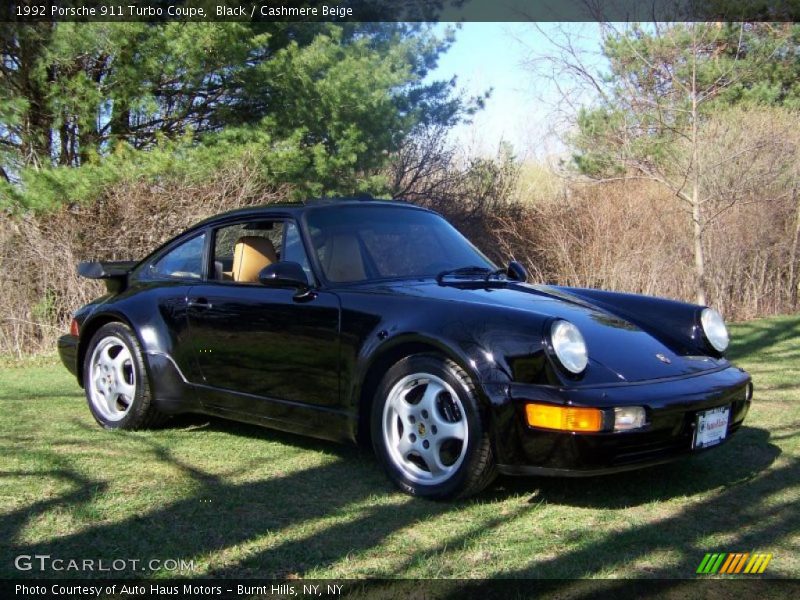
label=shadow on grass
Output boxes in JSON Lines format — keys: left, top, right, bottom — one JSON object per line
{"left": 727, "top": 316, "right": 800, "bottom": 362}
{"left": 468, "top": 452, "right": 799, "bottom": 581}
{"left": 1, "top": 416, "right": 433, "bottom": 579}
{"left": 1, "top": 412, "right": 786, "bottom": 581}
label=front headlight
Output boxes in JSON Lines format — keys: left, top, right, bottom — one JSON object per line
{"left": 551, "top": 320, "right": 588, "bottom": 374}
{"left": 701, "top": 307, "right": 729, "bottom": 353}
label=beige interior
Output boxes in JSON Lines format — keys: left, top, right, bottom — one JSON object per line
{"left": 232, "top": 236, "right": 278, "bottom": 282}
{"left": 324, "top": 234, "right": 366, "bottom": 282}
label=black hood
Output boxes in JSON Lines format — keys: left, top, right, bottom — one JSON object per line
{"left": 348, "top": 279, "right": 725, "bottom": 383}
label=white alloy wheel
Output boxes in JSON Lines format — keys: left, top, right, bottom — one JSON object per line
{"left": 87, "top": 335, "right": 137, "bottom": 421}
{"left": 382, "top": 373, "right": 469, "bottom": 485}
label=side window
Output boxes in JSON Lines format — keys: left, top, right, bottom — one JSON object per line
{"left": 283, "top": 221, "right": 313, "bottom": 282}
{"left": 210, "top": 220, "right": 314, "bottom": 284}
{"left": 211, "top": 220, "right": 283, "bottom": 284}
{"left": 150, "top": 233, "right": 206, "bottom": 280}
{"left": 209, "top": 220, "right": 314, "bottom": 283}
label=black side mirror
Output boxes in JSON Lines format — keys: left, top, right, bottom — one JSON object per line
{"left": 258, "top": 262, "right": 310, "bottom": 290}
{"left": 506, "top": 261, "right": 528, "bottom": 282}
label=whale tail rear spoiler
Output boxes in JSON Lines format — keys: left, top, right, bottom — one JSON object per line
{"left": 77, "top": 261, "right": 138, "bottom": 293}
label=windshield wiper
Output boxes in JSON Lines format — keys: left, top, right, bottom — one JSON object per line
{"left": 436, "top": 266, "right": 506, "bottom": 285}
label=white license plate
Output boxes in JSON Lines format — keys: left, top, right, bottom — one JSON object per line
{"left": 693, "top": 405, "right": 730, "bottom": 449}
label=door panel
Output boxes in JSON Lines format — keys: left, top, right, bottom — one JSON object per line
{"left": 186, "top": 284, "right": 341, "bottom": 413}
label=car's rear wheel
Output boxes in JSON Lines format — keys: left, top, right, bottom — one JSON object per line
{"left": 83, "top": 322, "right": 166, "bottom": 430}
{"left": 371, "top": 354, "right": 496, "bottom": 499}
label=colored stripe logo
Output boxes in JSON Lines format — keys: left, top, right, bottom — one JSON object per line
{"left": 697, "top": 552, "right": 772, "bottom": 574}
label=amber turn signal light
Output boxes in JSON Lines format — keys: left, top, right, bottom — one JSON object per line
{"left": 69, "top": 318, "right": 79, "bottom": 337}
{"left": 525, "top": 403, "right": 603, "bottom": 432}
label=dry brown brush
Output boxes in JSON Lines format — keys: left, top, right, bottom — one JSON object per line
{"left": 0, "top": 159, "right": 288, "bottom": 356}
{"left": 489, "top": 178, "right": 799, "bottom": 321}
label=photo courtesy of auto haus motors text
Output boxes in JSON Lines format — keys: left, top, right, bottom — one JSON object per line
{"left": 1, "top": 0, "right": 798, "bottom": 598}
{"left": 15, "top": 583, "right": 344, "bottom": 598}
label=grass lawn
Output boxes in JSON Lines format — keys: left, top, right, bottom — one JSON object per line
{"left": 0, "top": 316, "right": 797, "bottom": 580}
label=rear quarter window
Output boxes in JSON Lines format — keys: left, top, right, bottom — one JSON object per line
{"left": 149, "top": 233, "right": 206, "bottom": 280}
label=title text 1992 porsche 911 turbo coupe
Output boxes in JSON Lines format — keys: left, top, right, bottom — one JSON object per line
{"left": 58, "top": 198, "right": 752, "bottom": 499}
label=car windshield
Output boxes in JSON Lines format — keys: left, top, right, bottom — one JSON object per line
{"left": 305, "top": 205, "right": 496, "bottom": 283}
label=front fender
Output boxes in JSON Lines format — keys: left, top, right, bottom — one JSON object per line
{"left": 337, "top": 292, "right": 552, "bottom": 441}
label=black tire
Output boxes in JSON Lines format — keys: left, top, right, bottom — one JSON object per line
{"left": 371, "top": 354, "right": 497, "bottom": 499}
{"left": 82, "top": 322, "right": 166, "bottom": 430}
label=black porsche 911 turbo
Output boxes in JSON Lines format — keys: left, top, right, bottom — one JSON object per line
{"left": 58, "top": 198, "right": 752, "bottom": 499}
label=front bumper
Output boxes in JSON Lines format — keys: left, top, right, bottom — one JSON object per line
{"left": 58, "top": 334, "right": 80, "bottom": 379}
{"left": 494, "top": 366, "right": 751, "bottom": 476}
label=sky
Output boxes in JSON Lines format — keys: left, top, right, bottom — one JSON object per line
{"left": 428, "top": 22, "right": 607, "bottom": 160}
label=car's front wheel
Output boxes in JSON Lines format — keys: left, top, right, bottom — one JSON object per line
{"left": 371, "top": 354, "right": 496, "bottom": 499}
{"left": 83, "top": 322, "right": 166, "bottom": 430}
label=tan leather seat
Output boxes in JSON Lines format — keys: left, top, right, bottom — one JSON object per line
{"left": 232, "top": 236, "right": 277, "bottom": 282}
{"left": 324, "top": 234, "right": 366, "bottom": 282}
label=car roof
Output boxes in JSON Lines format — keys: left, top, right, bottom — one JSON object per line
{"left": 191, "top": 197, "right": 432, "bottom": 230}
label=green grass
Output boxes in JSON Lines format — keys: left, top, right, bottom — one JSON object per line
{"left": 1, "top": 316, "right": 798, "bottom": 580}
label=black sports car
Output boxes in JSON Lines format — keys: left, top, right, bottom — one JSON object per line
{"left": 58, "top": 198, "right": 752, "bottom": 499}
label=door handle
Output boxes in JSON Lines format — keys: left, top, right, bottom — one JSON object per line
{"left": 187, "top": 298, "right": 213, "bottom": 309}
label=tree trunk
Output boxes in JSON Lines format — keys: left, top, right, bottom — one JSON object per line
{"left": 789, "top": 183, "right": 800, "bottom": 310}
{"left": 59, "top": 121, "right": 70, "bottom": 166}
{"left": 692, "top": 194, "right": 706, "bottom": 306}
{"left": 690, "top": 38, "right": 707, "bottom": 306}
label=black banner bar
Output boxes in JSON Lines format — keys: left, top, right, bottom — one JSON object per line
{"left": 2, "top": 0, "right": 800, "bottom": 23}
{"left": 3, "top": 578, "right": 800, "bottom": 599}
